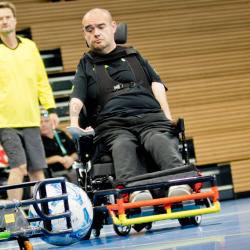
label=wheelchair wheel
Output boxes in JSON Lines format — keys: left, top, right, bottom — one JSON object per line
{"left": 113, "top": 224, "right": 131, "bottom": 236}
{"left": 145, "top": 222, "right": 152, "bottom": 230}
{"left": 81, "top": 227, "right": 92, "bottom": 240}
{"left": 178, "top": 215, "right": 202, "bottom": 226}
{"left": 93, "top": 228, "right": 101, "bottom": 238}
{"left": 190, "top": 215, "right": 202, "bottom": 225}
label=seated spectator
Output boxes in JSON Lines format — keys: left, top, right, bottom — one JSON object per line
{"left": 40, "top": 111, "right": 78, "bottom": 182}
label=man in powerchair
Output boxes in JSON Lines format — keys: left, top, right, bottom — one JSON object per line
{"left": 69, "top": 8, "right": 200, "bottom": 221}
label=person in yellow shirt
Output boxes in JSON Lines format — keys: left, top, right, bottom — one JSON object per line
{"left": 0, "top": 1, "right": 59, "bottom": 200}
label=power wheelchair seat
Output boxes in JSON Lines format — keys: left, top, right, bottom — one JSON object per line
{"left": 67, "top": 118, "right": 221, "bottom": 237}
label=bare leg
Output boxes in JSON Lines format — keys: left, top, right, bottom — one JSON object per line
{"left": 7, "top": 164, "right": 27, "bottom": 201}
{"left": 28, "top": 170, "right": 45, "bottom": 182}
{"left": 28, "top": 170, "right": 45, "bottom": 197}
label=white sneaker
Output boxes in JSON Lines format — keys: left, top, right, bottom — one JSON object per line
{"left": 129, "top": 190, "right": 153, "bottom": 232}
{"left": 129, "top": 190, "right": 153, "bottom": 203}
{"left": 168, "top": 184, "right": 192, "bottom": 197}
{"left": 129, "top": 190, "right": 153, "bottom": 213}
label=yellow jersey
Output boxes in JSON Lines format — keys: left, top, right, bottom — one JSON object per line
{"left": 0, "top": 37, "right": 56, "bottom": 128}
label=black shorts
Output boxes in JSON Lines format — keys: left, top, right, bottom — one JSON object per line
{"left": 0, "top": 127, "right": 47, "bottom": 171}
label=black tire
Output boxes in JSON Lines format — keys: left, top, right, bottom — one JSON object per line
{"left": 190, "top": 215, "right": 202, "bottom": 225}
{"left": 93, "top": 228, "right": 101, "bottom": 238}
{"left": 113, "top": 224, "right": 131, "bottom": 236}
{"left": 178, "top": 215, "right": 202, "bottom": 226}
{"left": 81, "top": 226, "right": 92, "bottom": 240}
{"left": 145, "top": 222, "right": 152, "bottom": 230}
{"left": 178, "top": 217, "right": 192, "bottom": 226}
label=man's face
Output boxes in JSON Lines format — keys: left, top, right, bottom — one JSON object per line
{"left": 0, "top": 8, "right": 16, "bottom": 35}
{"left": 82, "top": 11, "right": 116, "bottom": 54}
{"left": 40, "top": 117, "right": 52, "bottom": 136}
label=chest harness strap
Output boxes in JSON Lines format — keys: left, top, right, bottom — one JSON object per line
{"left": 91, "top": 48, "right": 152, "bottom": 110}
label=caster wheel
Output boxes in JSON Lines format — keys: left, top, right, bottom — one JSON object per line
{"left": 190, "top": 215, "right": 202, "bottom": 225}
{"left": 93, "top": 228, "right": 101, "bottom": 237}
{"left": 113, "top": 224, "right": 131, "bottom": 236}
{"left": 178, "top": 215, "right": 202, "bottom": 226}
{"left": 178, "top": 217, "right": 191, "bottom": 226}
{"left": 145, "top": 222, "right": 152, "bottom": 230}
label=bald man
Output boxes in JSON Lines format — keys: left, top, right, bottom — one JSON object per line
{"left": 70, "top": 8, "right": 197, "bottom": 198}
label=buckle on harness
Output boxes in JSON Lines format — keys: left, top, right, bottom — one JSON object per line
{"left": 113, "top": 82, "right": 136, "bottom": 91}
{"left": 113, "top": 83, "right": 124, "bottom": 91}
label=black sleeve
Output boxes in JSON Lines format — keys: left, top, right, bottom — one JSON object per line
{"left": 71, "top": 59, "right": 88, "bottom": 102}
{"left": 137, "top": 53, "right": 168, "bottom": 90}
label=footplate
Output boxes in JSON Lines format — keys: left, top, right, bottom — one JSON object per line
{"left": 94, "top": 176, "right": 221, "bottom": 226}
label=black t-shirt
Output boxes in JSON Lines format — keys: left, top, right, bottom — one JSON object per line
{"left": 71, "top": 46, "right": 166, "bottom": 126}
{"left": 42, "top": 130, "right": 76, "bottom": 171}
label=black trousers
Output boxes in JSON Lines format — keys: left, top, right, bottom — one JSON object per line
{"left": 95, "top": 112, "right": 184, "bottom": 182}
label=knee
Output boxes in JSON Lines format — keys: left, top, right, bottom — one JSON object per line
{"left": 144, "top": 132, "right": 177, "bottom": 149}
{"left": 144, "top": 133, "right": 163, "bottom": 147}
{"left": 10, "top": 164, "right": 28, "bottom": 176}
{"left": 112, "top": 137, "right": 137, "bottom": 153}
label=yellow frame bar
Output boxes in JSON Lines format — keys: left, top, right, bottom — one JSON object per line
{"left": 110, "top": 201, "right": 220, "bottom": 226}
{"left": 107, "top": 187, "right": 220, "bottom": 226}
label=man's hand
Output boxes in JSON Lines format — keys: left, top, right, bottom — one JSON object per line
{"left": 67, "top": 126, "right": 95, "bottom": 140}
{"left": 57, "top": 155, "right": 74, "bottom": 169}
{"left": 62, "top": 156, "right": 75, "bottom": 169}
{"left": 84, "top": 126, "right": 94, "bottom": 132}
{"left": 49, "top": 113, "right": 59, "bottom": 129}
{"left": 170, "top": 119, "right": 177, "bottom": 127}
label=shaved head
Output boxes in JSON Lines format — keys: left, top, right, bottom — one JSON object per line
{"left": 83, "top": 8, "right": 113, "bottom": 25}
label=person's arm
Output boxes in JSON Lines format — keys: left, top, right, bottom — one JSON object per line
{"left": 61, "top": 152, "right": 79, "bottom": 169}
{"left": 151, "top": 81, "right": 173, "bottom": 121}
{"left": 69, "top": 152, "right": 78, "bottom": 161}
{"left": 46, "top": 155, "right": 65, "bottom": 165}
{"left": 46, "top": 154, "right": 77, "bottom": 169}
{"left": 32, "top": 41, "right": 59, "bottom": 128}
{"left": 136, "top": 54, "right": 172, "bottom": 120}
{"left": 69, "top": 97, "right": 84, "bottom": 127}
{"left": 48, "top": 112, "right": 59, "bottom": 129}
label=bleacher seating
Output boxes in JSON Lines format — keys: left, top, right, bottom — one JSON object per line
{"left": 40, "top": 48, "right": 63, "bottom": 73}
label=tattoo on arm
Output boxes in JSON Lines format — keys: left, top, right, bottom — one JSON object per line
{"left": 70, "top": 103, "right": 80, "bottom": 117}
{"left": 69, "top": 99, "right": 83, "bottom": 118}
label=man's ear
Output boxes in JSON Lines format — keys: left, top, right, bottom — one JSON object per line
{"left": 14, "top": 17, "right": 17, "bottom": 29}
{"left": 84, "top": 33, "right": 89, "bottom": 47}
{"left": 112, "top": 21, "right": 117, "bottom": 34}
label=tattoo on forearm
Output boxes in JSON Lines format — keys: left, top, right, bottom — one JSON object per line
{"left": 70, "top": 102, "right": 81, "bottom": 118}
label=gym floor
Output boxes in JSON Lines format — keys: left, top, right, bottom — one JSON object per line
{"left": 1, "top": 197, "right": 250, "bottom": 250}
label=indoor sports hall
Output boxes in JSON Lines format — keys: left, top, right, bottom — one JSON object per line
{"left": 0, "top": 0, "right": 249, "bottom": 250}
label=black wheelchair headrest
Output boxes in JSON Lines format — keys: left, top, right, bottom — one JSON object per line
{"left": 114, "top": 23, "right": 127, "bottom": 44}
